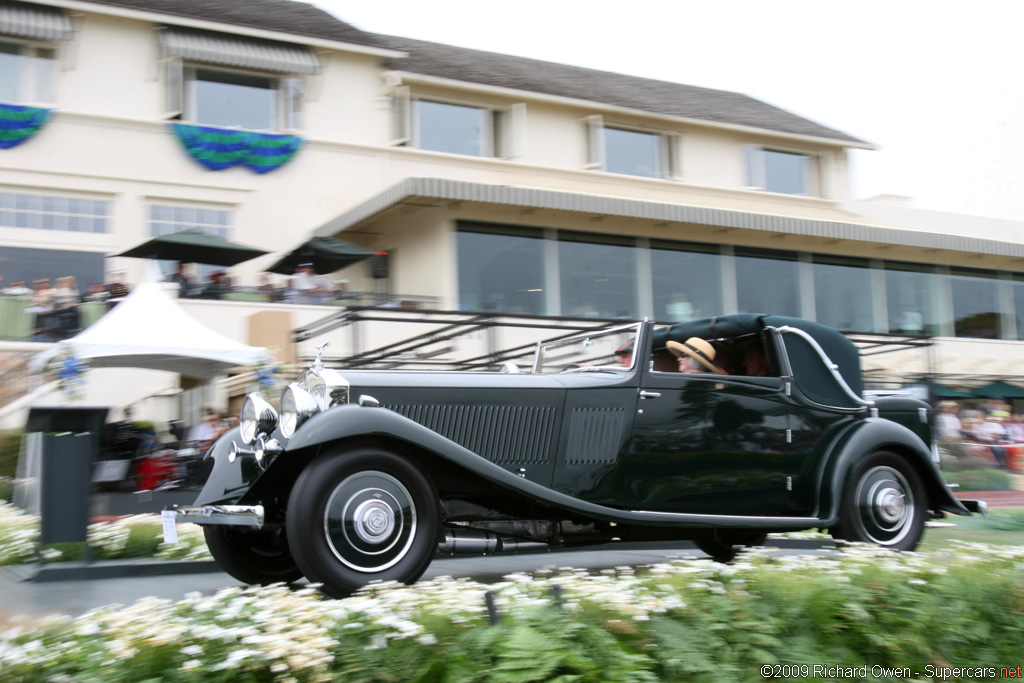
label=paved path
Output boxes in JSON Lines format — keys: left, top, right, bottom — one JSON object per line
{"left": 0, "top": 541, "right": 832, "bottom": 624}
{"left": 955, "top": 489, "right": 1024, "bottom": 508}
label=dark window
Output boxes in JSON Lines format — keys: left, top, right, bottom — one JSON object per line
{"left": 883, "top": 261, "right": 943, "bottom": 335}
{"left": 950, "top": 267, "right": 1003, "bottom": 339}
{"left": 650, "top": 240, "right": 722, "bottom": 322}
{"left": 735, "top": 247, "right": 801, "bottom": 317}
{"left": 0, "top": 247, "right": 104, "bottom": 292}
{"left": 812, "top": 255, "right": 877, "bottom": 332}
{"left": 558, "top": 232, "right": 638, "bottom": 318}
{"left": 457, "top": 224, "right": 546, "bottom": 314}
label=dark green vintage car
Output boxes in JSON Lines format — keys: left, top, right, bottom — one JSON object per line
{"left": 172, "top": 314, "right": 982, "bottom": 597}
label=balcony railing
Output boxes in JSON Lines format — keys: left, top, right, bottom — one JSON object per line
{"left": 0, "top": 288, "right": 441, "bottom": 344}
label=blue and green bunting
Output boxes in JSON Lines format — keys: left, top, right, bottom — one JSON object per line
{"left": 170, "top": 123, "right": 304, "bottom": 174}
{"left": 0, "top": 103, "right": 53, "bottom": 149}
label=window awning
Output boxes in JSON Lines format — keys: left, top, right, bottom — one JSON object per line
{"left": 157, "top": 26, "right": 320, "bottom": 75}
{"left": 0, "top": 1, "right": 73, "bottom": 41}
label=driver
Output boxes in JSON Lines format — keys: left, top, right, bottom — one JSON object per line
{"left": 667, "top": 337, "right": 726, "bottom": 375}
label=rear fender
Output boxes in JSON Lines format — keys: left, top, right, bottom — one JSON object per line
{"left": 818, "top": 418, "right": 968, "bottom": 520}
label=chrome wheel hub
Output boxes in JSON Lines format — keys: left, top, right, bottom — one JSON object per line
{"left": 352, "top": 499, "right": 396, "bottom": 544}
{"left": 323, "top": 471, "right": 417, "bottom": 573}
{"left": 856, "top": 465, "right": 914, "bottom": 545}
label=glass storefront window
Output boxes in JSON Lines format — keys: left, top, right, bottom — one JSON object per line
{"left": 812, "top": 255, "right": 877, "bottom": 332}
{"left": 950, "top": 267, "right": 1002, "bottom": 339}
{"left": 0, "top": 246, "right": 104, "bottom": 293}
{"left": 883, "top": 261, "right": 944, "bottom": 335}
{"left": 650, "top": 240, "right": 722, "bottom": 322}
{"left": 1013, "top": 277, "right": 1024, "bottom": 341}
{"left": 457, "top": 225, "right": 546, "bottom": 314}
{"left": 735, "top": 247, "right": 801, "bottom": 317}
{"left": 558, "top": 233, "right": 637, "bottom": 318}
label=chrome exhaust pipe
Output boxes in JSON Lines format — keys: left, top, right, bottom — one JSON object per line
{"left": 438, "top": 528, "right": 548, "bottom": 555}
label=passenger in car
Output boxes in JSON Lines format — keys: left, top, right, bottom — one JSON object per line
{"left": 743, "top": 344, "right": 771, "bottom": 376}
{"left": 667, "top": 338, "right": 726, "bottom": 374}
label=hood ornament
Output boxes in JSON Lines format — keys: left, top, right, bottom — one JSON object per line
{"left": 313, "top": 341, "right": 331, "bottom": 373}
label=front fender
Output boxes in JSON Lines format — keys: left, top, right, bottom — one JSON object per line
{"left": 818, "top": 417, "right": 968, "bottom": 520}
{"left": 193, "top": 426, "right": 262, "bottom": 506}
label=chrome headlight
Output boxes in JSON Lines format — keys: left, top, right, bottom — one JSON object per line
{"left": 239, "top": 393, "right": 278, "bottom": 444}
{"left": 280, "top": 382, "right": 319, "bottom": 438}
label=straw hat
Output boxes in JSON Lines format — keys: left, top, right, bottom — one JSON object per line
{"left": 666, "top": 337, "right": 725, "bottom": 374}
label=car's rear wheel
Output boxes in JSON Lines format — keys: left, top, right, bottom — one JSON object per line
{"left": 203, "top": 526, "right": 303, "bottom": 585}
{"left": 831, "top": 450, "right": 926, "bottom": 551}
{"left": 695, "top": 531, "right": 767, "bottom": 562}
{"left": 286, "top": 448, "right": 440, "bottom": 598}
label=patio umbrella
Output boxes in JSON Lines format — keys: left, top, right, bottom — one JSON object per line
{"left": 113, "top": 229, "right": 269, "bottom": 267}
{"left": 265, "top": 236, "right": 373, "bottom": 275}
{"left": 969, "top": 380, "right": 1024, "bottom": 399}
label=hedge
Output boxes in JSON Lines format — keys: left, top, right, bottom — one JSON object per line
{"left": 1, "top": 541, "right": 1022, "bottom": 682}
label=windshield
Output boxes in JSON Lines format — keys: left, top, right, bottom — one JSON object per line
{"left": 532, "top": 323, "right": 641, "bottom": 374}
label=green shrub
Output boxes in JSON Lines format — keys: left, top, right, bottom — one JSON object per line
{"left": 944, "top": 467, "right": 1012, "bottom": 491}
{"left": 0, "top": 476, "right": 12, "bottom": 503}
{"left": 1, "top": 546, "right": 1024, "bottom": 682}
{"left": 0, "top": 429, "right": 23, "bottom": 478}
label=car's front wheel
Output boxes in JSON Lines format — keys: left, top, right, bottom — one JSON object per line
{"left": 831, "top": 451, "right": 926, "bottom": 551}
{"left": 203, "top": 526, "right": 303, "bottom": 585}
{"left": 286, "top": 448, "right": 440, "bottom": 598}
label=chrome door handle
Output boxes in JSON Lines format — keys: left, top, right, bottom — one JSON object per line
{"left": 639, "top": 391, "right": 661, "bottom": 399}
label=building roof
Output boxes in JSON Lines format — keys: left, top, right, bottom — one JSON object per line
{"left": 314, "top": 178, "right": 1024, "bottom": 259}
{"left": 377, "top": 34, "right": 869, "bottom": 146}
{"left": 76, "top": 0, "right": 389, "bottom": 48}
{"left": 75, "top": 0, "right": 868, "bottom": 146}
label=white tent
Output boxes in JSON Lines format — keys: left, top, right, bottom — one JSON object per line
{"left": 31, "top": 281, "right": 266, "bottom": 378}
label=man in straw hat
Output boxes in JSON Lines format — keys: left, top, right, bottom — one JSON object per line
{"left": 667, "top": 337, "right": 727, "bottom": 375}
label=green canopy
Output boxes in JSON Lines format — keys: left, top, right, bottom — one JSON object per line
{"left": 265, "top": 236, "right": 374, "bottom": 275}
{"left": 969, "top": 380, "right": 1024, "bottom": 399}
{"left": 929, "top": 382, "right": 972, "bottom": 398}
{"left": 113, "top": 229, "right": 268, "bottom": 267}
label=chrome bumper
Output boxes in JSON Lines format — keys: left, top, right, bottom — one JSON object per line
{"left": 168, "top": 504, "right": 265, "bottom": 528}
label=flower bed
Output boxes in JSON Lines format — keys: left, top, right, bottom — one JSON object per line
{"left": 0, "top": 502, "right": 210, "bottom": 566}
{"left": 1, "top": 543, "right": 1022, "bottom": 682}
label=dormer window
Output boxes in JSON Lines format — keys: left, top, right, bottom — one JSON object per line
{"left": 391, "top": 88, "right": 525, "bottom": 159}
{"left": 584, "top": 116, "right": 678, "bottom": 179}
{"left": 0, "top": 0, "right": 72, "bottom": 105}
{"left": 745, "top": 146, "right": 816, "bottom": 196}
{"left": 0, "top": 40, "right": 55, "bottom": 104}
{"left": 158, "top": 26, "right": 318, "bottom": 132}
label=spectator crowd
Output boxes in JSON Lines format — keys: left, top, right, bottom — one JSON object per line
{"left": 936, "top": 399, "right": 1024, "bottom": 472}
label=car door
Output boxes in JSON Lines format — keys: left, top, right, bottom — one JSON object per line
{"left": 622, "top": 366, "right": 798, "bottom": 515}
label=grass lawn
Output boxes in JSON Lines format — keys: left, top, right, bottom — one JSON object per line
{"left": 919, "top": 508, "right": 1024, "bottom": 549}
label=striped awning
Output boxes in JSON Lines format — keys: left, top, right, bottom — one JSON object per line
{"left": 158, "top": 26, "right": 320, "bottom": 75}
{"left": 0, "top": 1, "right": 73, "bottom": 41}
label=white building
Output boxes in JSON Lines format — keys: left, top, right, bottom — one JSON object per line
{"left": 2, "top": 0, "right": 1022, "bottom": 422}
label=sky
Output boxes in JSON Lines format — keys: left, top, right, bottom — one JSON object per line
{"left": 312, "top": 0, "right": 1024, "bottom": 223}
